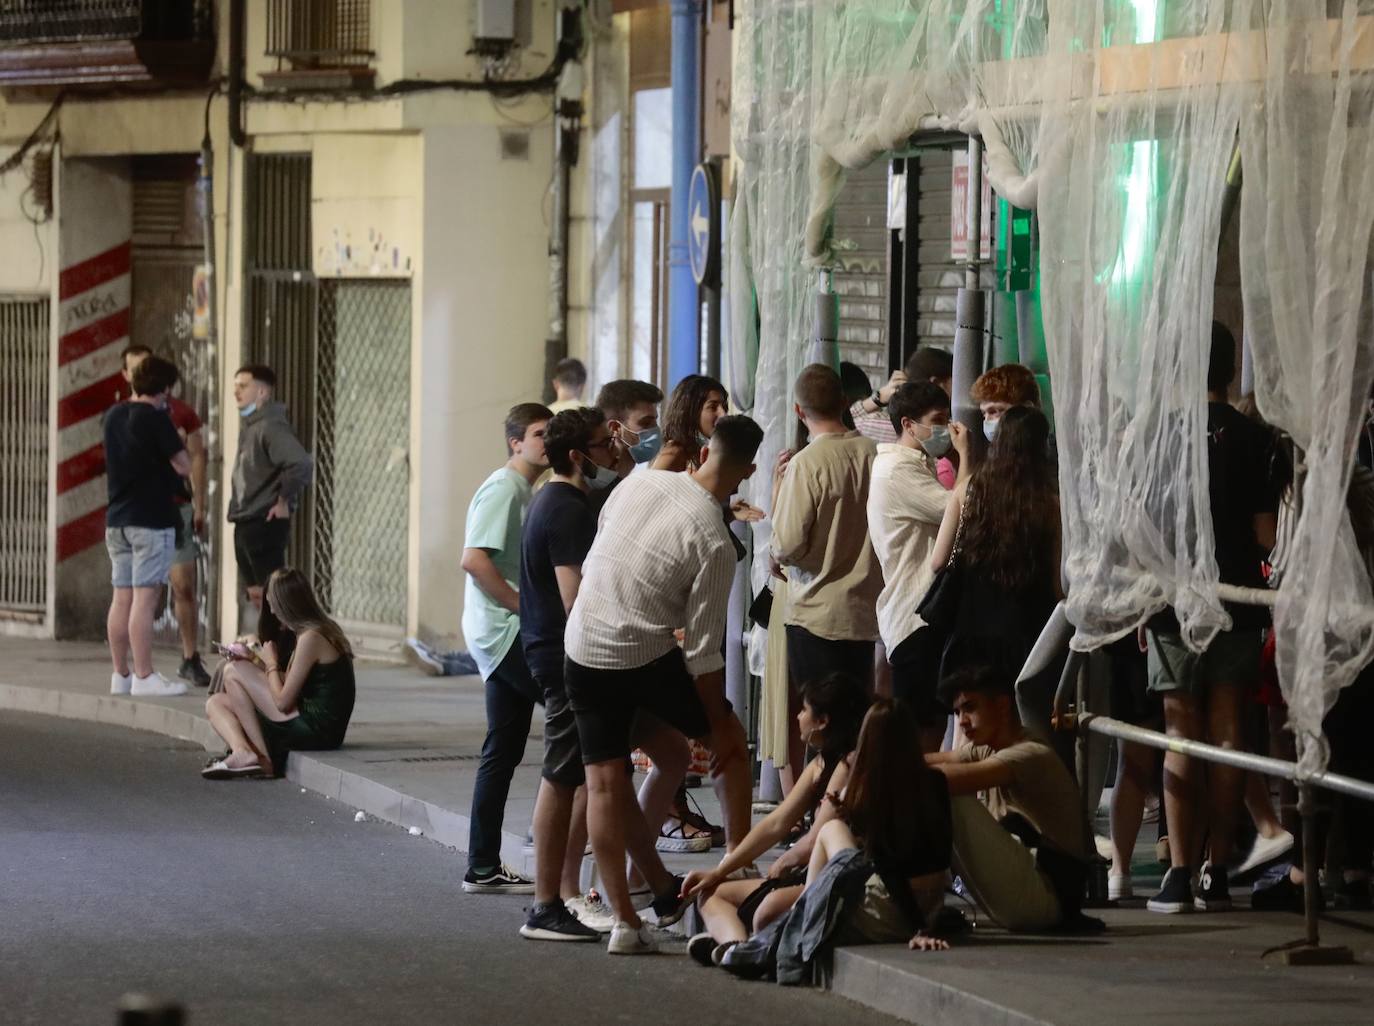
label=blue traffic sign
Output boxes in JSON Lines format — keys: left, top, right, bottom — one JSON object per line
{"left": 688, "top": 163, "right": 719, "bottom": 286}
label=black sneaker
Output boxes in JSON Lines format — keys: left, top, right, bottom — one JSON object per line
{"left": 462, "top": 863, "right": 535, "bottom": 895}
{"left": 688, "top": 931, "right": 717, "bottom": 966}
{"left": 179, "top": 654, "right": 211, "bottom": 688}
{"left": 1194, "top": 861, "right": 1232, "bottom": 912}
{"left": 519, "top": 900, "right": 599, "bottom": 942}
{"left": 1252, "top": 867, "right": 1325, "bottom": 913}
{"left": 650, "top": 874, "right": 690, "bottom": 927}
{"left": 1147, "top": 866, "right": 1194, "bottom": 913}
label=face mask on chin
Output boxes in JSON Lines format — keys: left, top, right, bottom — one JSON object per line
{"left": 581, "top": 455, "right": 617, "bottom": 491}
{"left": 240, "top": 402, "right": 257, "bottom": 418}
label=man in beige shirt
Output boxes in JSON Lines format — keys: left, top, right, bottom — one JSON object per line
{"left": 770, "top": 363, "right": 883, "bottom": 790}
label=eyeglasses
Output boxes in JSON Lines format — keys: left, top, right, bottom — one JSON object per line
{"left": 586, "top": 438, "right": 613, "bottom": 452}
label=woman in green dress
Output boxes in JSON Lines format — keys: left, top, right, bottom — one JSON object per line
{"left": 203, "top": 567, "right": 355, "bottom": 779}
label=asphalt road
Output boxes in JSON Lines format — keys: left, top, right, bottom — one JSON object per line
{"left": 0, "top": 713, "right": 902, "bottom": 1026}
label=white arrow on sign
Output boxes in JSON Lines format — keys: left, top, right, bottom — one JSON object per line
{"left": 691, "top": 207, "right": 711, "bottom": 251}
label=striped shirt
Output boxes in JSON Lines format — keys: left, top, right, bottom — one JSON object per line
{"left": 565, "top": 469, "right": 736, "bottom": 676}
{"left": 867, "top": 443, "right": 949, "bottom": 651}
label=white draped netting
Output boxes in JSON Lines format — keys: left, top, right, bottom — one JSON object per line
{"left": 731, "top": 0, "right": 1374, "bottom": 776}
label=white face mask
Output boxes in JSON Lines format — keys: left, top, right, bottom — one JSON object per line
{"left": 581, "top": 455, "right": 617, "bottom": 491}
{"left": 240, "top": 402, "right": 257, "bottom": 418}
{"left": 983, "top": 419, "right": 999, "bottom": 442}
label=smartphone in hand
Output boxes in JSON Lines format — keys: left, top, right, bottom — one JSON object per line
{"left": 212, "top": 641, "right": 252, "bottom": 660}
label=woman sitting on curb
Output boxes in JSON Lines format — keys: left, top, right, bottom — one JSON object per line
{"left": 682, "top": 672, "right": 870, "bottom": 966}
{"left": 203, "top": 568, "right": 355, "bottom": 779}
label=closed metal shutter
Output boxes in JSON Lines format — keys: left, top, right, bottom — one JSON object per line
{"left": 830, "top": 160, "right": 890, "bottom": 389}
{"left": 0, "top": 297, "right": 49, "bottom": 617}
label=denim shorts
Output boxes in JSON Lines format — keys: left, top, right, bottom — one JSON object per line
{"left": 106, "top": 526, "right": 175, "bottom": 588}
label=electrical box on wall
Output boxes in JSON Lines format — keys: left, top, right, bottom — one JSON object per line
{"left": 473, "top": 0, "right": 518, "bottom": 56}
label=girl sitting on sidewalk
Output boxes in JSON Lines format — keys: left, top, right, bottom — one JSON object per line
{"left": 682, "top": 673, "right": 870, "bottom": 965}
{"left": 202, "top": 568, "right": 355, "bottom": 779}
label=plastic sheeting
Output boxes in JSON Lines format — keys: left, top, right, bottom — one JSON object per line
{"left": 732, "top": 0, "right": 1374, "bottom": 776}
{"left": 1236, "top": 1, "right": 1374, "bottom": 773}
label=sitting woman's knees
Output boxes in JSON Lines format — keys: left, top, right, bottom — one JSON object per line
{"left": 206, "top": 692, "right": 226, "bottom": 716}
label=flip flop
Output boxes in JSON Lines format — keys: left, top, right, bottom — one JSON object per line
{"left": 201, "top": 758, "right": 264, "bottom": 780}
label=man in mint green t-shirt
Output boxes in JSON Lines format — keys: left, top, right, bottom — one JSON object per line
{"left": 459, "top": 402, "right": 551, "bottom": 894}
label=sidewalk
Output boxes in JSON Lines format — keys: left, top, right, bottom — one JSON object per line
{"left": 4, "top": 637, "right": 1373, "bottom": 1025}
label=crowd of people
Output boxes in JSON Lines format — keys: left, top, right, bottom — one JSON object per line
{"left": 100, "top": 333, "right": 1374, "bottom": 975}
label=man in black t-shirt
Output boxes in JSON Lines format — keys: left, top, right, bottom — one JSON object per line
{"left": 517, "top": 408, "right": 614, "bottom": 942}
{"left": 1146, "top": 323, "right": 1278, "bottom": 916}
{"left": 103, "top": 355, "right": 193, "bottom": 699}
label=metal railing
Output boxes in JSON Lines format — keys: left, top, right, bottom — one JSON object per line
{"left": 0, "top": 0, "right": 205, "bottom": 45}
{"left": 1043, "top": 589, "right": 1373, "bottom": 964}
{"left": 265, "top": 0, "right": 372, "bottom": 68}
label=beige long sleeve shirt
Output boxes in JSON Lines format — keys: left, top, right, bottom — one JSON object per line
{"left": 867, "top": 442, "right": 949, "bottom": 652}
{"left": 770, "top": 431, "right": 882, "bottom": 642}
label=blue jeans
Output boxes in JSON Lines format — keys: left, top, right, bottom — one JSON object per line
{"left": 467, "top": 643, "right": 542, "bottom": 870}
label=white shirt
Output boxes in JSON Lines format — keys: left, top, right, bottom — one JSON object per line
{"left": 866, "top": 442, "right": 950, "bottom": 652}
{"left": 566, "top": 470, "right": 736, "bottom": 675}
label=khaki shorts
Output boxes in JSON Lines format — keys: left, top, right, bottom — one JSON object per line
{"left": 1146, "top": 629, "right": 1262, "bottom": 695}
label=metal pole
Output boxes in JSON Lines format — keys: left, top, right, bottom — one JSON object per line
{"left": 198, "top": 135, "right": 221, "bottom": 644}
{"left": 952, "top": 134, "right": 985, "bottom": 433}
{"left": 667, "top": 0, "right": 703, "bottom": 388}
{"left": 1298, "top": 784, "right": 1320, "bottom": 948}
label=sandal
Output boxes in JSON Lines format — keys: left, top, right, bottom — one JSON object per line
{"left": 656, "top": 817, "right": 713, "bottom": 853}
{"left": 201, "top": 757, "right": 265, "bottom": 780}
{"left": 680, "top": 790, "right": 725, "bottom": 848}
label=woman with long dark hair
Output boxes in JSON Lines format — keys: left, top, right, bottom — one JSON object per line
{"left": 930, "top": 405, "right": 1062, "bottom": 677}
{"left": 682, "top": 673, "right": 871, "bottom": 965}
{"left": 202, "top": 568, "right": 355, "bottom": 779}
{"left": 652, "top": 374, "right": 729, "bottom": 472}
{"left": 801, "top": 699, "right": 953, "bottom": 950}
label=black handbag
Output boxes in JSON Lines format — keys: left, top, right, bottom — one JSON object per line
{"left": 915, "top": 491, "right": 967, "bottom": 633}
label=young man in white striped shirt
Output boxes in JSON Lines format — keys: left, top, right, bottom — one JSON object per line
{"left": 564, "top": 415, "right": 763, "bottom": 954}
{"left": 867, "top": 381, "right": 955, "bottom": 753}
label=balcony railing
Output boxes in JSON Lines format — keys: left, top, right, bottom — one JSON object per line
{"left": 0, "top": 0, "right": 213, "bottom": 87}
{"left": 264, "top": 0, "right": 373, "bottom": 88}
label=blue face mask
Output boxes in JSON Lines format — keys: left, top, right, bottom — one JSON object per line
{"left": 581, "top": 456, "right": 618, "bottom": 491}
{"left": 983, "top": 419, "right": 999, "bottom": 442}
{"left": 240, "top": 402, "right": 257, "bottom": 418}
{"left": 623, "top": 426, "right": 662, "bottom": 464}
{"left": 920, "top": 425, "right": 952, "bottom": 459}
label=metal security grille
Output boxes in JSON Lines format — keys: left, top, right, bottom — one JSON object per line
{"left": 244, "top": 153, "right": 319, "bottom": 593}
{"left": 314, "top": 280, "right": 410, "bottom": 628}
{"left": 831, "top": 159, "right": 890, "bottom": 386}
{"left": 265, "top": 0, "right": 372, "bottom": 67}
{"left": 0, "top": 298, "right": 49, "bottom": 616}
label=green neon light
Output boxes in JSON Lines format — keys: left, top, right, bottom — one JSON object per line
{"left": 1113, "top": 140, "right": 1157, "bottom": 285}
{"left": 1131, "top": 0, "right": 1160, "bottom": 44}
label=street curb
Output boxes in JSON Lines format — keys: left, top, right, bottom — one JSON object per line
{"left": 0, "top": 682, "right": 534, "bottom": 876}
{"left": 831, "top": 949, "right": 1054, "bottom": 1026}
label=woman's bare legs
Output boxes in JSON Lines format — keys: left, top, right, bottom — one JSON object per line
{"left": 752, "top": 884, "right": 803, "bottom": 933}
{"left": 216, "top": 662, "right": 298, "bottom": 772}
{"left": 206, "top": 692, "right": 261, "bottom": 765}
{"left": 698, "top": 879, "right": 761, "bottom": 944}
{"left": 1110, "top": 739, "right": 1154, "bottom": 879}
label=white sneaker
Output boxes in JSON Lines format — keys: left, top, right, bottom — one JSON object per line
{"left": 1108, "top": 873, "right": 1134, "bottom": 901}
{"left": 130, "top": 672, "right": 187, "bottom": 697}
{"left": 607, "top": 921, "right": 658, "bottom": 955}
{"left": 566, "top": 893, "right": 616, "bottom": 934}
{"left": 1235, "top": 829, "right": 1295, "bottom": 877}
{"left": 110, "top": 671, "right": 132, "bottom": 696}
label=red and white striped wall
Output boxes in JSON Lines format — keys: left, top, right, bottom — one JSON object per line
{"left": 54, "top": 239, "right": 131, "bottom": 563}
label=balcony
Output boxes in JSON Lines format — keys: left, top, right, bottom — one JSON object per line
{"left": 262, "top": 0, "right": 373, "bottom": 91}
{"left": 0, "top": 0, "right": 214, "bottom": 88}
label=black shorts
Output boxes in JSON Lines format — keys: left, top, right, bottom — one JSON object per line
{"left": 888, "top": 628, "right": 949, "bottom": 728}
{"left": 565, "top": 649, "right": 712, "bottom": 766}
{"left": 233, "top": 517, "right": 290, "bottom": 588}
{"left": 785, "top": 625, "right": 875, "bottom": 694}
{"left": 536, "top": 665, "right": 585, "bottom": 788}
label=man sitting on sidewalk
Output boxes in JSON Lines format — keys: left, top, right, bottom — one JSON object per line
{"left": 459, "top": 402, "right": 552, "bottom": 895}
{"left": 104, "top": 355, "right": 192, "bottom": 698}
{"left": 565, "top": 415, "right": 763, "bottom": 955}
{"left": 926, "top": 665, "right": 1091, "bottom": 932}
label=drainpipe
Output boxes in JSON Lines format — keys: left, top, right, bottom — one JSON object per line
{"left": 227, "top": 0, "right": 247, "bottom": 147}
{"left": 544, "top": 61, "right": 582, "bottom": 403}
{"left": 667, "top": 0, "right": 702, "bottom": 388}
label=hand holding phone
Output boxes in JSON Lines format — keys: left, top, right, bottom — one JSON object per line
{"left": 213, "top": 641, "right": 252, "bottom": 660}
